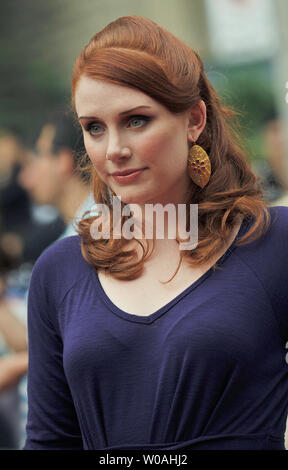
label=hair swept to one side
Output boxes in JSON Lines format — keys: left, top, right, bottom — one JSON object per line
{"left": 71, "top": 15, "right": 271, "bottom": 282}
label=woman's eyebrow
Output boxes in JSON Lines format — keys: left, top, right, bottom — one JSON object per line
{"left": 78, "top": 105, "right": 152, "bottom": 121}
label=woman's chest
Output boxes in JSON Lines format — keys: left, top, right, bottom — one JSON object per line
{"left": 96, "top": 222, "right": 243, "bottom": 317}
{"left": 97, "top": 259, "right": 211, "bottom": 316}
{"left": 62, "top": 268, "right": 281, "bottom": 385}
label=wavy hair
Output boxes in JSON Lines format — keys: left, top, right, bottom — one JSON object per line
{"left": 71, "top": 15, "right": 271, "bottom": 282}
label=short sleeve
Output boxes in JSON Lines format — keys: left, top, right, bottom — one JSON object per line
{"left": 23, "top": 252, "right": 83, "bottom": 450}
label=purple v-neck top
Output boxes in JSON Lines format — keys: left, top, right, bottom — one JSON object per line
{"left": 24, "top": 205, "right": 288, "bottom": 450}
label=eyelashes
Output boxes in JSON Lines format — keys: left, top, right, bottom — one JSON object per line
{"left": 127, "top": 116, "right": 151, "bottom": 128}
{"left": 84, "top": 115, "right": 151, "bottom": 136}
{"left": 85, "top": 122, "right": 102, "bottom": 136}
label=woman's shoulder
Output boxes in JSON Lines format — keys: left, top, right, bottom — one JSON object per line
{"left": 34, "top": 234, "right": 84, "bottom": 268}
{"left": 236, "top": 205, "right": 288, "bottom": 265}
{"left": 29, "top": 235, "right": 91, "bottom": 298}
{"left": 266, "top": 205, "right": 288, "bottom": 241}
{"left": 268, "top": 204, "right": 288, "bottom": 224}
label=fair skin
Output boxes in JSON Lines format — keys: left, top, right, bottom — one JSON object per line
{"left": 0, "top": 299, "right": 27, "bottom": 352}
{"left": 75, "top": 77, "right": 203, "bottom": 208}
{"left": 0, "top": 352, "right": 28, "bottom": 393}
{"left": 75, "top": 76, "right": 242, "bottom": 316}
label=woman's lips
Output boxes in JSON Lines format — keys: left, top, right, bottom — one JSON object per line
{"left": 111, "top": 168, "right": 147, "bottom": 183}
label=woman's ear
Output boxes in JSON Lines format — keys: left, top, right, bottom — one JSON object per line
{"left": 187, "top": 100, "right": 207, "bottom": 143}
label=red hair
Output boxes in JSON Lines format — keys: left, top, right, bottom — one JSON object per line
{"left": 71, "top": 15, "right": 270, "bottom": 282}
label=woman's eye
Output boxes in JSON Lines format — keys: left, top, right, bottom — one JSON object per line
{"left": 128, "top": 116, "right": 150, "bottom": 128}
{"left": 85, "top": 116, "right": 150, "bottom": 136}
{"left": 86, "top": 123, "right": 103, "bottom": 136}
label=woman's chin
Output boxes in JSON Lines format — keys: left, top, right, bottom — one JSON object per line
{"left": 114, "top": 191, "right": 148, "bottom": 206}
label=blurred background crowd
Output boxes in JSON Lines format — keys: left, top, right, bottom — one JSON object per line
{"left": 0, "top": 0, "right": 287, "bottom": 450}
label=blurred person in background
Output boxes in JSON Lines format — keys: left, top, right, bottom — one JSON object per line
{"left": 0, "top": 128, "right": 54, "bottom": 449}
{"left": 0, "top": 127, "right": 67, "bottom": 392}
{"left": 0, "top": 238, "right": 28, "bottom": 449}
{"left": 0, "top": 129, "right": 30, "bottom": 235}
{"left": 0, "top": 110, "right": 93, "bottom": 448}
{"left": 0, "top": 127, "right": 67, "bottom": 266}
{"left": 252, "top": 112, "right": 288, "bottom": 205}
{"left": 263, "top": 115, "right": 288, "bottom": 207}
{"left": 264, "top": 116, "right": 287, "bottom": 195}
{"left": 18, "top": 109, "right": 94, "bottom": 239}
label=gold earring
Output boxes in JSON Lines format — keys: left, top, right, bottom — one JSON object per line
{"left": 187, "top": 142, "right": 211, "bottom": 188}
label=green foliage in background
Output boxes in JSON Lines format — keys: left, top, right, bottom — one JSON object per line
{"left": 208, "top": 60, "right": 277, "bottom": 162}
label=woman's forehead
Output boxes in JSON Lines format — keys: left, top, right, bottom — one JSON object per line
{"left": 74, "top": 76, "right": 160, "bottom": 116}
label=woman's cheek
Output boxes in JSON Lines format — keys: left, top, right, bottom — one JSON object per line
{"left": 141, "top": 129, "right": 170, "bottom": 161}
{"left": 84, "top": 138, "right": 93, "bottom": 157}
{"left": 84, "top": 141, "right": 102, "bottom": 168}
{"left": 140, "top": 139, "right": 163, "bottom": 164}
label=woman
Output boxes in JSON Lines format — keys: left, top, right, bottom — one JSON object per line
{"left": 24, "top": 16, "right": 288, "bottom": 450}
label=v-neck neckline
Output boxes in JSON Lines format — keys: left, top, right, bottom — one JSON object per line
{"left": 93, "top": 217, "right": 250, "bottom": 324}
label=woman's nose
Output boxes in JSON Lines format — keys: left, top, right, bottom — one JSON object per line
{"left": 105, "top": 134, "right": 132, "bottom": 161}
